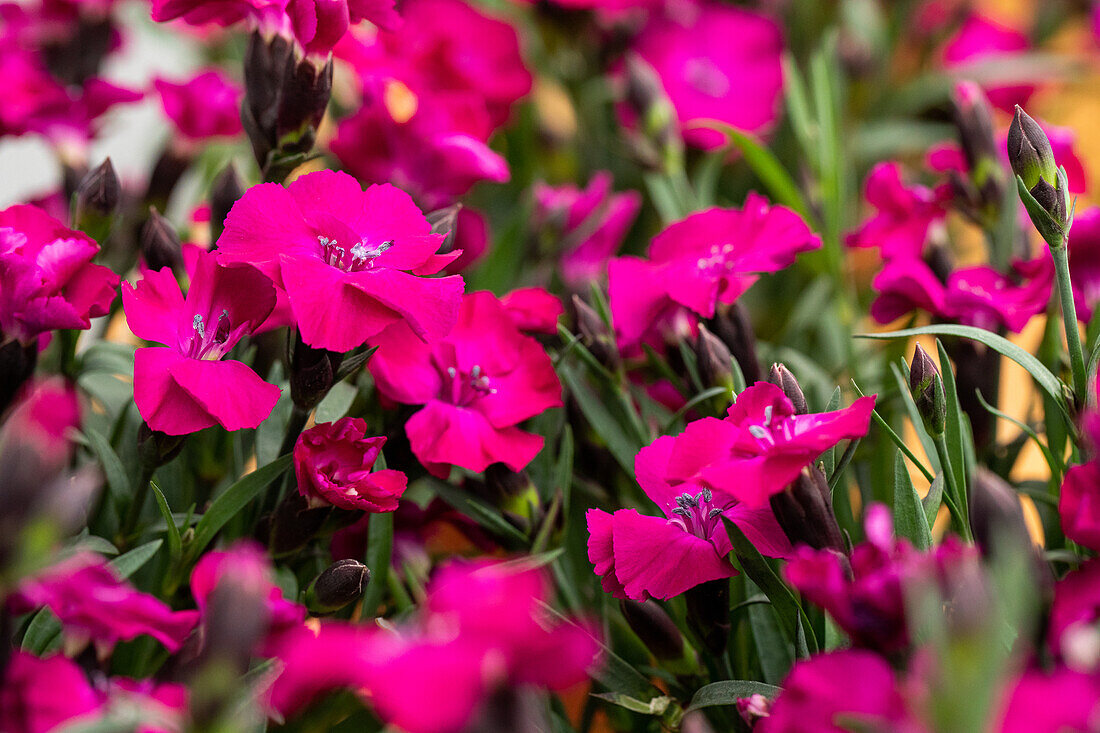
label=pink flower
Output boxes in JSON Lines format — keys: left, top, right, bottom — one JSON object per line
{"left": 609, "top": 194, "right": 819, "bottom": 349}
{"left": 0, "top": 204, "right": 119, "bottom": 344}
{"left": 266, "top": 622, "right": 378, "bottom": 717}
{"left": 122, "top": 249, "right": 281, "bottom": 435}
{"left": 0, "top": 652, "right": 102, "bottom": 733}
{"left": 587, "top": 430, "right": 792, "bottom": 599}
{"left": 294, "top": 417, "right": 408, "bottom": 511}
{"left": 870, "top": 256, "right": 1052, "bottom": 333}
{"left": 154, "top": 69, "right": 242, "bottom": 140}
{"left": 941, "top": 14, "right": 1032, "bottom": 112}
{"left": 994, "top": 667, "right": 1100, "bottom": 733}
{"left": 499, "top": 287, "right": 564, "bottom": 336}
{"left": 2, "top": 378, "right": 81, "bottom": 469}
{"left": 1068, "top": 207, "right": 1100, "bottom": 322}
{"left": 628, "top": 1, "right": 784, "bottom": 150}
{"left": 846, "top": 162, "right": 948, "bottom": 260}
{"left": 533, "top": 171, "right": 641, "bottom": 286}
{"left": 368, "top": 291, "right": 562, "bottom": 476}
{"left": 758, "top": 650, "right": 926, "bottom": 733}
{"left": 1049, "top": 558, "right": 1100, "bottom": 671}
{"left": 151, "top": 0, "right": 399, "bottom": 53}
{"left": 10, "top": 553, "right": 199, "bottom": 653}
{"left": 331, "top": 87, "right": 510, "bottom": 209}
{"left": 785, "top": 504, "right": 979, "bottom": 654}
{"left": 1060, "top": 459, "right": 1100, "bottom": 552}
{"left": 216, "top": 169, "right": 465, "bottom": 352}
{"left": 640, "top": 381, "right": 874, "bottom": 509}
{"left": 360, "top": 560, "right": 599, "bottom": 733}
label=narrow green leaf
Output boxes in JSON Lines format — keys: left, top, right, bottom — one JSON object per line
{"left": 430, "top": 479, "right": 529, "bottom": 547}
{"left": 590, "top": 693, "right": 671, "bottom": 716}
{"left": 748, "top": 599, "right": 793, "bottom": 684}
{"left": 852, "top": 379, "right": 935, "bottom": 483}
{"left": 889, "top": 361, "right": 941, "bottom": 475}
{"left": 686, "top": 681, "right": 782, "bottom": 713}
{"left": 149, "top": 480, "right": 181, "bottom": 564}
{"left": 21, "top": 608, "right": 62, "bottom": 654}
{"left": 973, "top": 390, "right": 1062, "bottom": 480}
{"left": 109, "top": 539, "right": 163, "bottom": 579}
{"left": 936, "top": 340, "right": 970, "bottom": 515}
{"left": 558, "top": 367, "right": 641, "bottom": 476}
{"left": 923, "top": 474, "right": 945, "bottom": 529}
{"left": 858, "top": 325, "right": 1071, "bottom": 425}
{"left": 188, "top": 455, "right": 292, "bottom": 560}
{"left": 360, "top": 511, "right": 393, "bottom": 617}
{"left": 893, "top": 452, "right": 932, "bottom": 551}
{"left": 314, "top": 380, "right": 358, "bottom": 423}
{"left": 82, "top": 429, "right": 132, "bottom": 506}
{"left": 723, "top": 517, "right": 817, "bottom": 654}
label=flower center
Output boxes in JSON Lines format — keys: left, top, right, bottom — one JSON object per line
{"left": 694, "top": 243, "right": 737, "bottom": 274}
{"left": 185, "top": 309, "right": 232, "bottom": 360}
{"left": 444, "top": 364, "right": 497, "bottom": 406}
{"left": 668, "top": 488, "right": 724, "bottom": 541}
{"left": 318, "top": 235, "right": 394, "bottom": 272}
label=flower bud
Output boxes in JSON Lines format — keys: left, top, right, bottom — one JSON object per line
{"left": 74, "top": 158, "right": 120, "bottom": 219}
{"left": 951, "top": 82, "right": 1004, "bottom": 219}
{"left": 209, "top": 163, "right": 244, "bottom": 245}
{"left": 140, "top": 207, "right": 183, "bottom": 274}
{"left": 909, "top": 344, "right": 946, "bottom": 437}
{"left": 269, "top": 491, "right": 332, "bottom": 556}
{"left": 305, "top": 559, "right": 370, "bottom": 614}
{"left": 769, "top": 465, "right": 844, "bottom": 552}
{"left": 483, "top": 463, "right": 535, "bottom": 503}
{"left": 709, "top": 303, "right": 761, "bottom": 383}
{"left": 1008, "top": 106, "right": 1071, "bottom": 246}
{"left": 685, "top": 577, "right": 729, "bottom": 656}
{"left": 767, "top": 363, "right": 808, "bottom": 415}
{"left": 1008, "top": 106, "right": 1057, "bottom": 191}
{"left": 0, "top": 339, "right": 38, "bottom": 415}
{"left": 619, "top": 599, "right": 684, "bottom": 662}
{"left": 623, "top": 53, "right": 682, "bottom": 173}
{"left": 289, "top": 330, "right": 343, "bottom": 411}
{"left": 969, "top": 468, "right": 1030, "bottom": 557}
{"left": 571, "top": 295, "right": 620, "bottom": 371}
{"left": 426, "top": 203, "right": 462, "bottom": 256}
{"left": 695, "top": 324, "right": 733, "bottom": 393}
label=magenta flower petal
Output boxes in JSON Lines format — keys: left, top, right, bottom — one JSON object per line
{"left": 134, "top": 347, "right": 224, "bottom": 435}
{"left": 295, "top": 417, "right": 408, "bottom": 511}
{"left": 121, "top": 266, "right": 186, "bottom": 346}
{"left": 0, "top": 652, "right": 102, "bottom": 733}
{"left": 610, "top": 509, "right": 737, "bottom": 600}
{"left": 406, "top": 400, "right": 544, "bottom": 474}
{"left": 1060, "top": 461, "right": 1100, "bottom": 552}
{"left": 167, "top": 357, "right": 282, "bottom": 433}
{"left": 586, "top": 508, "right": 628, "bottom": 599}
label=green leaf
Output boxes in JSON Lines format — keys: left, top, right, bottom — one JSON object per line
{"left": 82, "top": 429, "right": 132, "bottom": 508}
{"left": 591, "top": 693, "right": 671, "bottom": 716}
{"left": 858, "top": 325, "right": 1072, "bottom": 426}
{"left": 188, "top": 455, "right": 292, "bottom": 560}
{"left": 558, "top": 366, "right": 641, "bottom": 476}
{"left": 852, "top": 379, "right": 935, "bottom": 483}
{"left": 22, "top": 608, "right": 62, "bottom": 654}
{"left": 686, "top": 681, "right": 782, "bottom": 713}
{"left": 149, "top": 480, "right": 182, "bottom": 564}
{"left": 430, "top": 479, "right": 529, "bottom": 548}
{"left": 973, "top": 390, "right": 1062, "bottom": 481}
{"left": 923, "top": 473, "right": 946, "bottom": 529}
{"left": 723, "top": 517, "right": 817, "bottom": 654}
{"left": 748, "top": 598, "right": 793, "bottom": 684}
{"left": 893, "top": 452, "right": 933, "bottom": 551}
{"left": 109, "top": 539, "right": 163, "bottom": 578}
{"left": 314, "top": 380, "right": 358, "bottom": 423}
{"left": 360, "top": 511, "right": 393, "bottom": 617}
{"left": 936, "top": 340, "right": 970, "bottom": 515}
{"left": 689, "top": 122, "right": 811, "bottom": 220}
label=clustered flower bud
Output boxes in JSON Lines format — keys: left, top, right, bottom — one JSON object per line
{"left": 140, "top": 207, "right": 183, "bottom": 274}
{"left": 767, "top": 363, "right": 808, "bottom": 416}
{"left": 306, "top": 559, "right": 370, "bottom": 614}
{"left": 770, "top": 464, "right": 845, "bottom": 552}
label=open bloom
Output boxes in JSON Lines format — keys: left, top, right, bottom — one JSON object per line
{"left": 587, "top": 430, "right": 792, "bottom": 599}
{"left": 294, "top": 417, "right": 408, "bottom": 511}
{"left": 122, "top": 248, "right": 281, "bottom": 435}
{"left": 628, "top": 0, "right": 784, "bottom": 150}
{"left": 369, "top": 291, "right": 562, "bottom": 476}
{"left": 846, "top": 162, "right": 948, "bottom": 260}
{"left": 635, "top": 382, "right": 874, "bottom": 509}
{"left": 0, "top": 204, "right": 119, "bottom": 344}
{"left": 9, "top": 553, "right": 199, "bottom": 654}
{"left": 941, "top": 13, "right": 1032, "bottom": 112}
{"left": 533, "top": 171, "right": 641, "bottom": 286}
{"left": 217, "top": 169, "right": 465, "bottom": 352}
{"left": 154, "top": 69, "right": 242, "bottom": 141}
{"left": 609, "top": 194, "right": 819, "bottom": 349}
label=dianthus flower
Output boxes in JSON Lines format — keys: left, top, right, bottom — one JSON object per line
{"left": 122, "top": 248, "right": 281, "bottom": 435}
{"left": 294, "top": 417, "right": 408, "bottom": 512}
{"left": 368, "top": 291, "right": 561, "bottom": 476}
{"left": 846, "top": 162, "right": 949, "bottom": 260}
{"left": 216, "top": 169, "right": 465, "bottom": 352}
{"left": 154, "top": 69, "right": 242, "bottom": 141}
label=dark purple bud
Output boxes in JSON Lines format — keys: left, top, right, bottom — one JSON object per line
{"left": 289, "top": 330, "right": 343, "bottom": 411}
{"left": 619, "top": 599, "right": 685, "bottom": 661}
{"left": 909, "top": 344, "right": 946, "bottom": 436}
{"left": 685, "top": 577, "right": 729, "bottom": 656}
{"left": 0, "top": 340, "right": 37, "bottom": 415}
{"left": 269, "top": 491, "right": 332, "bottom": 556}
{"left": 770, "top": 465, "right": 844, "bottom": 552}
{"left": 571, "top": 295, "right": 620, "bottom": 371}
{"left": 709, "top": 303, "right": 761, "bottom": 383}
{"left": 426, "top": 203, "right": 462, "bottom": 255}
{"left": 969, "top": 468, "right": 1030, "bottom": 556}
{"left": 209, "top": 164, "right": 245, "bottom": 246}
{"left": 767, "top": 363, "right": 807, "bottom": 415}
{"left": 140, "top": 208, "right": 183, "bottom": 274}
{"left": 75, "top": 158, "right": 120, "bottom": 218}
{"left": 137, "top": 423, "right": 187, "bottom": 469}
{"left": 1008, "top": 106, "right": 1057, "bottom": 190}
{"left": 306, "top": 559, "right": 370, "bottom": 614}
{"left": 695, "top": 324, "right": 733, "bottom": 392}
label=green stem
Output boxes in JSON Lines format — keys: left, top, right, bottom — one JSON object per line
{"left": 932, "top": 433, "right": 971, "bottom": 542}
{"left": 1052, "top": 244, "right": 1087, "bottom": 406}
